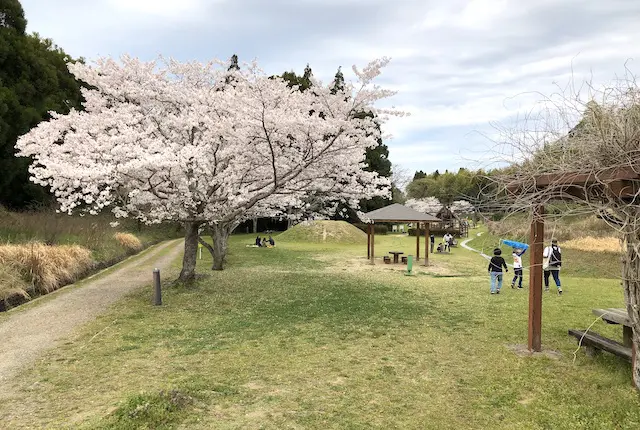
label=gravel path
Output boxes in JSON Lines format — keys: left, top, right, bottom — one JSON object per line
{"left": 0, "top": 239, "right": 184, "bottom": 383}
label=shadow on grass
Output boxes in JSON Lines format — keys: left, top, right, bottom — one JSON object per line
{"left": 140, "top": 272, "right": 481, "bottom": 356}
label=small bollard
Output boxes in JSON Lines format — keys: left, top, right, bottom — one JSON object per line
{"left": 153, "top": 268, "right": 162, "bottom": 306}
{"left": 404, "top": 255, "right": 414, "bottom": 276}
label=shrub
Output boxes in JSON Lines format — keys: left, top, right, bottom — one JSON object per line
{"left": 353, "top": 223, "right": 388, "bottom": 235}
{"left": 0, "top": 264, "right": 30, "bottom": 310}
{"left": 114, "top": 232, "right": 143, "bottom": 252}
{"left": 0, "top": 243, "right": 94, "bottom": 296}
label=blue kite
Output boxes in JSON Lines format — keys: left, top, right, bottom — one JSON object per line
{"left": 501, "top": 239, "right": 529, "bottom": 253}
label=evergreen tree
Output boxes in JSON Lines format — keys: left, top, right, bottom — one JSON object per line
{"left": 0, "top": 0, "right": 26, "bottom": 34}
{"left": 224, "top": 53, "right": 240, "bottom": 86}
{"left": 330, "top": 66, "right": 344, "bottom": 94}
{"left": 0, "top": 0, "right": 85, "bottom": 208}
{"left": 413, "top": 170, "right": 427, "bottom": 181}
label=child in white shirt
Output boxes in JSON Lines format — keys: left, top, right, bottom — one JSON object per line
{"left": 511, "top": 248, "right": 525, "bottom": 289}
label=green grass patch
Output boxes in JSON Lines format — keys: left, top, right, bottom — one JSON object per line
{"left": 1, "top": 230, "right": 638, "bottom": 429}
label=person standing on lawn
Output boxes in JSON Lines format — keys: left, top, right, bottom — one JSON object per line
{"left": 511, "top": 248, "right": 526, "bottom": 289}
{"left": 488, "top": 248, "right": 509, "bottom": 294}
{"left": 543, "top": 239, "right": 563, "bottom": 295}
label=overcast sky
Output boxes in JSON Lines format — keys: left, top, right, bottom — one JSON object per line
{"left": 20, "top": 0, "right": 640, "bottom": 177}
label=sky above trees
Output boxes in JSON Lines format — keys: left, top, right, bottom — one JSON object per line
{"left": 19, "top": 0, "right": 640, "bottom": 174}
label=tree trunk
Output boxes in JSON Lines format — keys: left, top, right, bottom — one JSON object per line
{"left": 252, "top": 218, "right": 258, "bottom": 234}
{"left": 211, "top": 223, "right": 233, "bottom": 271}
{"left": 178, "top": 221, "right": 201, "bottom": 284}
{"left": 622, "top": 229, "right": 640, "bottom": 390}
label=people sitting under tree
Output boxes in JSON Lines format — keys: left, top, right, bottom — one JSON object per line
{"left": 268, "top": 236, "right": 275, "bottom": 246}
{"left": 261, "top": 238, "right": 268, "bottom": 247}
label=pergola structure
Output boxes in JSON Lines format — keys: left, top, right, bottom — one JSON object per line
{"left": 363, "top": 203, "right": 441, "bottom": 266}
{"left": 507, "top": 167, "right": 640, "bottom": 352}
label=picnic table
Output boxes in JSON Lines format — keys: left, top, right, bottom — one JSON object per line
{"left": 568, "top": 307, "right": 634, "bottom": 362}
{"left": 593, "top": 308, "right": 633, "bottom": 348}
{"left": 388, "top": 251, "right": 404, "bottom": 264}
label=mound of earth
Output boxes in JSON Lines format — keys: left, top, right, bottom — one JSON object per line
{"left": 277, "top": 220, "right": 366, "bottom": 244}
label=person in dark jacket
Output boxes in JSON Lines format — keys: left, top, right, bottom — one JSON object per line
{"left": 543, "top": 239, "right": 562, "bottom": 295}
{"left": 488, "top": 248, "right": 509, "bottom": 294}
{"left": 255, "top": 236, "right": 262, "bottom": 246}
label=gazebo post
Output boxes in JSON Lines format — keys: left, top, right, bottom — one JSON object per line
{"left": 424, "top": 222, "right": 429, "bottom": 266}
{"left": 371, "top": 223, "right": 375, "bottom": 264}
{"left": 367, "top": 224, "right": 371, "bottom": 259}
{"left": 416, "top": 222, "right": 420, "bottom": 260}
{"left": 528, "top": 205, "right": 545, "bottom": 352}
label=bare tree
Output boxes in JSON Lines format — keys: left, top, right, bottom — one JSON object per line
{"left": 391, "top": 163, "right": 412, "bottom": 191}
{"left": 487, "top": 66, "right": 640, "bottom": 389}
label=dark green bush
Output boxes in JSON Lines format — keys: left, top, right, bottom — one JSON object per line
{"left": 353, "top": 223, "right": 388, "bottom": 235}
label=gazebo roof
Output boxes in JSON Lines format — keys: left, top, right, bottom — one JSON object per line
{"left": 364, "top": 203, "right": 441, "bottom": 223}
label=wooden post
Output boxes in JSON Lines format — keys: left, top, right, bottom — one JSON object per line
{"left": 528, "top": 205, "right": 544, "bottom": 352}
{"left": 424, "top": 222, "right": 429, "bottom": 266}
{"left": 416, "top": 223, "right": 420, "bottom": 260}
{"left": 371, "top": 223, "right": 375, "bottom": 264}
{"left": 367, "top": 224, "right": 371, "bottom": 259}
{"left": 153, "top": 268, "right": 162, "bottom": 306}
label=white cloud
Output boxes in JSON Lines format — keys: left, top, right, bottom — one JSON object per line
{"left": 106, "top": 0, "right": 210, "bottom": 19}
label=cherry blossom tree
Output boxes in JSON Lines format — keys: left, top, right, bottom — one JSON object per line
{"left": 450, "top": 200, "right": 474, "bottom": 214}
{"left": 405, "top": 197, "right": 443, "bottom": 215}
{"left": 16, "top": 55, "right": 403, "bottom": 281}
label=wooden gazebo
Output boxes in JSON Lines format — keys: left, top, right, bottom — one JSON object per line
{"left": 363, "top": 203, "right": 441, "bottom": 266}
{"left": 507, "top": 167, "right": 640, "bottom": 352}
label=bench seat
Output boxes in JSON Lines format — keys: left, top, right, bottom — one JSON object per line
{"left": 568, "top": 329, "right": 632, "bottom": 362}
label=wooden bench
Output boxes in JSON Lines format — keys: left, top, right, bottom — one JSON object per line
{"left": 568, "top": 329, "right": 632, "bottom": 362}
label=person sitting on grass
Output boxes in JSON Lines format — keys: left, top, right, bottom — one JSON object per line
{"left": 488, "top": 248, "right": 508, "bottom": 295}
{"left": 436, "top": 243, "right": 444, "bottom": 253}
{"left": 255, "top": 236, "right": 262, "bottom": 247}
{"left": 511, "top": 247, "right": 526, "bottom": 289}
{"left": 268, "top": 235, "right": 275, "bottom": 246}
{"left": 261, "top": 238, "right": 268, "bottom": 247}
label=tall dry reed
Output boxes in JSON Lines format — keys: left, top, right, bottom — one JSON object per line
{"left": 0, "top": 243, "right": 94, "bottom": 296}
{"left": 114, "top": 232, "right": 143, "bottom": 252}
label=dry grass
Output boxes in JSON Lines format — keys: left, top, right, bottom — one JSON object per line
{"left": 0, "top": 243, "right": 94, "bottom": 298}
{"left": 0, "top": 264, "right": 30, "bottom": 302}
{"left": 487, "top": 215, "right": 614, "bottom": 241}
{"left": 562, "top": 236, "right": 621, "bottom": 253}
{"left": 114, "top": 232, "right": 143, "bottom": 252}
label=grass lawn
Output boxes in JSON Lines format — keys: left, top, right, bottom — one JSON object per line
{"left": 2, "top": 227, "right": 639, "bottom": 429}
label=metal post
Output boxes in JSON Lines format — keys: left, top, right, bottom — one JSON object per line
{"left": 153, "top": 268, "right": 162, "bottom": 306}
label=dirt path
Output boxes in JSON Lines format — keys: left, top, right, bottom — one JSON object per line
{"left": 0, "top": 239, "right": 184, "bottom": 383}
{"left": 461, "top": 232, "right": 525, "bottom": 270}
